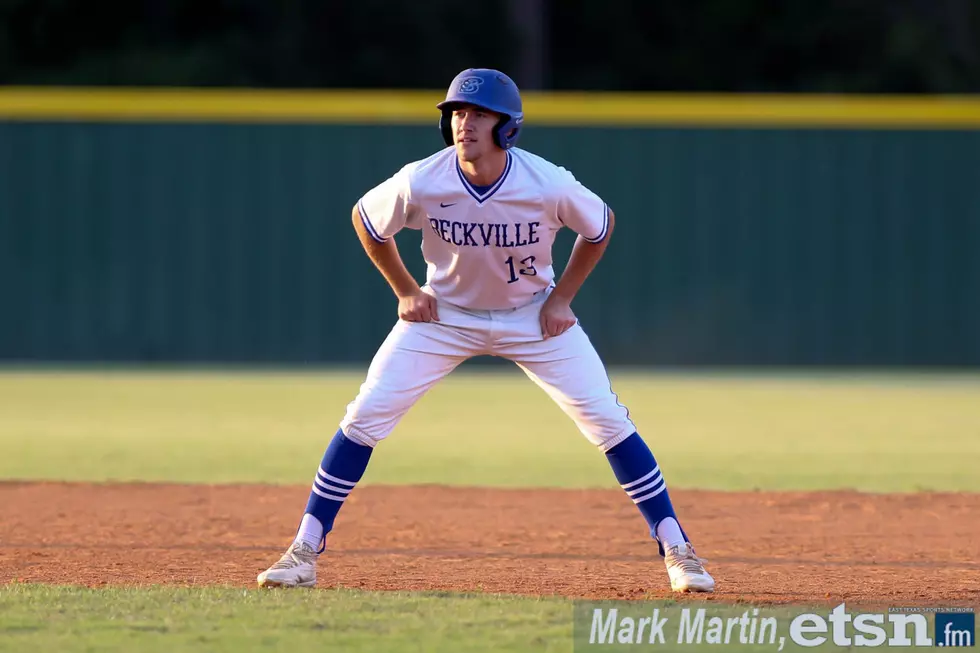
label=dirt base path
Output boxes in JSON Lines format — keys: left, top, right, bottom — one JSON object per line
{"left": 1, "top": 482, "right": 977, "bottom": 607}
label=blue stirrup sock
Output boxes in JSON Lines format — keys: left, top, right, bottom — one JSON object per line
{"left": 297, "top": 429, "right": 373, "bottom": 552}
{"left": 605, "top": 432, "right": 689, "bottom": 556}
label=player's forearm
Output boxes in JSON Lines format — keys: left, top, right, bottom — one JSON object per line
{"left": 552, "top": 211, "right": 615, "bottom": 302}
{"left": 352, "top": 209, "right": 420, "bottom": 298}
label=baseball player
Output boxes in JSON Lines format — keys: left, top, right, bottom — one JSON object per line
{"left": 257, "top": 68, "right": 715, "bottom": 593}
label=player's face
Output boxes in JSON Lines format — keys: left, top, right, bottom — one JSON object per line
{"left": 451, "top": 105, "right": 501, "bottom": 162}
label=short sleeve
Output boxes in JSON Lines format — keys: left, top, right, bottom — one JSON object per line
{"left": 356, "top": 165, "right": 422, "bottom": 242}
{"left": 555, "top": 171, "right": 610, "bottom": 243}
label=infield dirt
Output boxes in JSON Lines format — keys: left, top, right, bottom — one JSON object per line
{"left": 1, "top": 482, "right": 977, "bottom": 607}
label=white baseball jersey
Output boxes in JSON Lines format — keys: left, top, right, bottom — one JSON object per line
{"left": 356, "top": 147, "right": 610, "bottom": 310}
{"left": 343, "top": 147, "right": 634, "bottom": 451}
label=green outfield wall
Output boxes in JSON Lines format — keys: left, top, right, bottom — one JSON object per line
{"left": 1, "top": 90, "right": 978, "bottom": 366}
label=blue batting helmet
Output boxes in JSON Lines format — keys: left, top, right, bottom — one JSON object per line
{"left": 437, "top": 68, "right": 524, "bottom": 150}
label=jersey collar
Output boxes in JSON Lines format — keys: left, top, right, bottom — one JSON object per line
{"left": 455, "top": 151, "right": 513, "bottom": 204}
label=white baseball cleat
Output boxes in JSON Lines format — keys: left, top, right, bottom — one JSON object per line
{"left": 664, "top": 542, "right": 715, "bottom": 593}
{"left": 257, "top": 541, "right": 318, "bottom": 588}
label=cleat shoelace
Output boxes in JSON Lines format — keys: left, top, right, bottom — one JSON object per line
{"left": 667, "top": 546, "right": 708, "bottom": 575}
{"left": 270, "top": 545, "right": 315, "bottom": 570}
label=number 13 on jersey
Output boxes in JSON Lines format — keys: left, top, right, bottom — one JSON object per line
{"left": 505, "top": 255, "right": 537, "bottom": 283}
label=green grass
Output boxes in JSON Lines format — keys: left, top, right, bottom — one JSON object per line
{"left": 0, "top": 585, "right": 909, "bottom": 653}
{"left": 0, "top": 585, "right": 572, "bottom": 653}
{"left": 1, "top": 368, "right": 979, "bottom": 491}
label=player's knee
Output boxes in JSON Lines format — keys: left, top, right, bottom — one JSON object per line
{"left": 339, "top": 384, "right": 408, "bottom": 446}
{"left": 572, "top": 398, "right": 636, "bottom": 451}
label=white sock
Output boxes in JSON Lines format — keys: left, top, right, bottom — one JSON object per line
{"left": 655, "top": 517, "right": 685, "bottom": 548}
{"left": 296, "top": 513, "right": 324, "bottom": 550}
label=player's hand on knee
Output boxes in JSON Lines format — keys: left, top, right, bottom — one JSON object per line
{"left": 398, "top": 291, "right": 439, "bottom": 323}
{"left": 539, "top": 294, "right": 576, "bottom": 339}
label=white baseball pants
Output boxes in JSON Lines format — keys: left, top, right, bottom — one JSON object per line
{"left": 339, "top": 290, "right": 637, "bottom": 451}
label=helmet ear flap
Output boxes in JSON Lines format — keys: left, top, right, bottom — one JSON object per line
{"left": 493, "top": 114, "right": 522, "bottom": 150}
{"left": 439, "top": 110, "right": 454, "bottom": 146}
{"left": 491, "top": 114, "right": 508, "bottom": 149}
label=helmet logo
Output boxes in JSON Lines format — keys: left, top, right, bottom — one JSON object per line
{"left": 458, "top": 77, "right": 484, "bottom": 94}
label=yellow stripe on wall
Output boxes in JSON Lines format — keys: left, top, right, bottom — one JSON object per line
{"left": 1, "top": 87, "right": 979, "bottom": 128}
